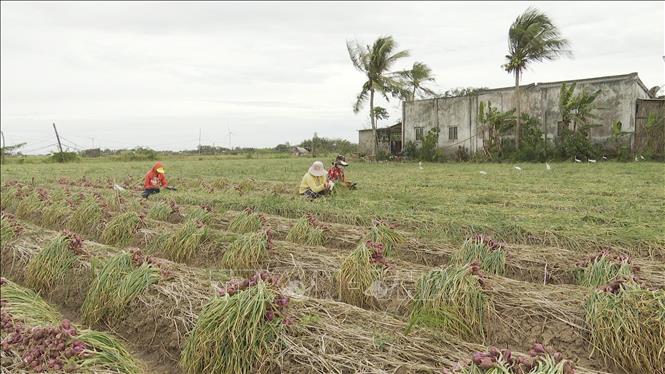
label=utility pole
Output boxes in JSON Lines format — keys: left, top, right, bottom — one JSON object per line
{"left": 52, "top": 123, "right": 64, "bottom": 162}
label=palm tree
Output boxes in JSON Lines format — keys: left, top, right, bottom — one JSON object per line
{"left": 503, "top": 7, "right": 571, "bottom": 149}
{"left": 347, "top": 36, "right": 409, "bottom": 158}
{"left": 400, "top": 62, "right": 437, "bottom": 101}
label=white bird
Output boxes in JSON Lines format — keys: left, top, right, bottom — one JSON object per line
{"left": 635, "top": 156, "right": 639, "bottom": 162}
{"left": 418, "top": 161, "right": 423, "bottom": 170}
{"left": 113, "top": 183, "right": 126, "bottom": 192}
{"left": 479, "top": 171, "right": 487, "bottom": 175}
{"left": 602, "top": 156, "right": 608, "bottom": 160}
{"left": 545, "top": 162, "right": 551, "bottom": 170}
{"left": 575, "top": 157, "right": 582, "bottom": 163}
{"left": 513, "top": 165, "right": 522, "bottom": 171}
{"left": 640, "top": 155, "right": 645, "bottom": 160}
{"left": 588, "top": 159, "right": 597, "bottom": 163}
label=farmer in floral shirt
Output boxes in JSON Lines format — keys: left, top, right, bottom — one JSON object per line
{"left": 327, "top": 155, "right": 356, "bottom": 189}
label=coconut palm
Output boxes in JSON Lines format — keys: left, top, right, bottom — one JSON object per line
{"left": 400, "top": 62, "right": 437, "bottom": 101}
{"left": 503, "top": 7, "right": 571, "bottom": 149}
{"left": 347, "top": 36, "right": 409, "bottom": 158}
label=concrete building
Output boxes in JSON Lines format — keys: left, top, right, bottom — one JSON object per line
{"left": 402, "top": 73, "right": 661, "bottom": 155}
{"left": 358, "top": 122, "right": 403, "bottom": 156}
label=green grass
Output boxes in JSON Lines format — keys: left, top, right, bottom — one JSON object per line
{"left": 15, "top": 191, "right": 42, "bottom": 220}
{"left": 0, "top": 278, "right": 62, "bottom": 325}
{"left": 575, "top": 255, "right": 633, "bottom": 287}
{"left": 228, "top": 209, "right": 263, "bottom": 233}
{"left": 1, "top": 159, "right": 664, "bottom": 253}
{"left": 180, "top": 281, "right": 282, "bottom": 374}
{"left": 366, "top": 220, "right": 404, "bottom": 256}
{"left": 68, "top": 197, "right": 103, "bottom": 237}
{"left": 148, "top": 201, "right": 172, "bottom": 221}
{"left": 41, "top": 201, "right": 72, "bottom": 229}
{"left": 407, "top": 264, "right": 492, "bottom": 342}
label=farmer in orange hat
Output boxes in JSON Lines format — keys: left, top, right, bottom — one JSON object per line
{"left": 142, "top": 161, "right": 168, "bottom": 198}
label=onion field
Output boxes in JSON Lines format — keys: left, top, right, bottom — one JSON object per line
{"left": 1, "top": 158, "right": 663, "bottom": 374}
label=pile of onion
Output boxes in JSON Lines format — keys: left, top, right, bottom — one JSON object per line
{"left": 61, "top": 230, "right": 86, "bottom": 256}
{"left": 468, "top": 261, "right": 489, "bottom": 289}
{"left": 305, "top": 213, "right": 329, "bottom": 231}
{"left": 129, "top": 248, "right": 173, "bottom": 279}
{"left": 217, "top": 271, "right": 293, "bottom": 325}
{"left": 471, "top": 234, "right": 504, "bottom": 251}
{"left": 366, "top": 241, "right": 389, "bottom": 268}
{"left": 445, "top": 343, "right": 575, "bottom": 374}
{"left": 1, "top": 281, "right": 88, "bottom": 372}
{"left": 575, "top": 250, "right": 639, "bottom": 272}
{"left": 1, "top": 212, "right": 24, "bottom": 236}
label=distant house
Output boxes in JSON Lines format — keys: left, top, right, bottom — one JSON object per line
{"left": 357, "top": 122, "right": 403, "bottom": 156}
{"left": 402, "top": 72, "right": 663, "bottom": 155}
{"left": 292, "top": 146, "right": 310, "bottom": 156}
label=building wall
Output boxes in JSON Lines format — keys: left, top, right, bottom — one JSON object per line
{"left": 358, "top": 130, "right": 374, "bottom": 155}
{"left": 404, "top": 73, "right": 649, "bottom": 154}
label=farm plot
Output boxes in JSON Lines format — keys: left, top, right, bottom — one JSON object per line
{"left": 1, "top": 159, "right": 664, "bottom": 374}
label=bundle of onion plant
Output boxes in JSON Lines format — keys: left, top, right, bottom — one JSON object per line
{"left": 585, "top": 276, "right": 664, "bottom": 373}
{"left": 15, "top": 191, "right": 42, "bottom": 221}
{"left": 180, "top": 277, "right": 286, "bottom": 374}
{"left": 161, "top": 220, "right": 209, "bottom": 262}
{"left": 575, "top": 250, "right": 635, "bottom": 287}
{"left": 148, "top": 201, "right": 172, "bottom": 221}
{"left": 222, "top": 228, "right": 273, "bottom": 270}
{"left": 67, "top": 197, "right": 103, "bottom": 237}
{"left": 286, "top": 213, "right": 326, "bottom": 246}
{"left": 41, "top": 201, "right": 72, "bottom": 229}
{"left": 337, "top": 241, "right": 386, "bottom": 308}
{"left": 407, "top": 262, "right": 492, "bottom": 342}
{"left": 187, "top": 204, "right": 213, "bottom": 224}
{"left": 81, "top": 251, "right": 160, "bottom": 325}
{"left": 229, "top": 207, "right": 264, "bottom": 233}
{"left": 0, "top": 212, "right": 23, "bottom": 247}
{"left": 453, "top": 235, "right": 506, "bottom": 275}
{"left": 100, "top": 211, "right": 145, "bottom": 247}
{"left": 367, "top": 219, "right": 404, "bottom": 256}
{"left": 25, "top": 232, "right": 85, "bottom": 292}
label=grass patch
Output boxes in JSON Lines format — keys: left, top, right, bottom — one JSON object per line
{"left": 228, "top": 208, "right": 263, "bottom": 233}
{"left": 100, "top": 211, "right": 144, "bottom": 247}
{"left": 0, "top": 213, "right": 22, "bottom": 247}
{"left": 187, "top": 205, "right": 213, "bottom": 224}
{"left": 161, "top": 220, "right": 209, "bottom": 262}
{"left": 180, "top": 281, "right": 282, "bottom": 374}
{"left": 337, "top": 241, "right": 383, "bottom": 308}
{"left": 25, "top": 235, "right": 80, "bottom": 292}
{"left": 81, "top": 252, "right": 160, "bottom": 325}
{"left": 222, "top": 230, "right": 272, "bottom": 269}
{"left": 407, "top": 264, "right": 491, "bottom": 342}
{"left": 575, "top": 252, "right": 634, "bottom": 287}
{"left": 585, "top": 279, "right": 665, "bottom": 373}
{"left": 68, "top": 197, "right": 103, "bottom": 237}
{"left": 285, "top": 215, "right": 326, "bottom": 246}
{"left": 452, "top": 235, "right": 506, "bottom": 275}
{"left": 367, "top": 219, "right": 404, "bottom": 256}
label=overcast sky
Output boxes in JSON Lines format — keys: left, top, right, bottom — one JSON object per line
{"left": 1, "top": 1, "right": 663, "bottom": 154}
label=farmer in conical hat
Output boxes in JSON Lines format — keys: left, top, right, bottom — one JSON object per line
{"left": 299, "top": 161, "right": 332, "bottom": 199}
{"left": 142, "top": 161, "right": 168, "bottom": 199}
{"left": 327, "top": 155, "right": 356, "bottom": 189}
